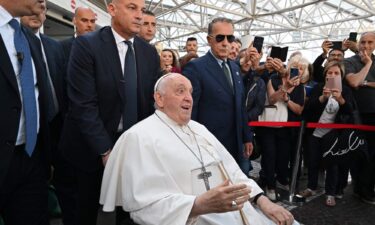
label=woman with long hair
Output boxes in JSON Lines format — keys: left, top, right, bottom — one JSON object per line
{"left": 300, "top": 61, "right": 354, "bottom": 206}
{"left": 160, "top": 49, "right": 181, "bottom": 74}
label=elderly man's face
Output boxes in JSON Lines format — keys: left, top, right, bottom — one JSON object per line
{"left": 359, "top": 33, "right": 375, "bottom": 56}
{"left": 155, "top": 74, "right": 193, "bottom": 125}
{"left": 73, "top": 8, "right": 96, "bottom": 36}
{"left": 139, "top": 14, "right": 156, "bottom": 42}
{"left": 207, "top": 21, "right": 234, "bottom": 60}
{"left": 108, "top": 0, "right": 145, "bottom": 40}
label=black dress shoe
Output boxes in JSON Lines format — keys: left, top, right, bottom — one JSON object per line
{"left": 361, "top": 194, "right": 375, "bottom": 205}
{"left": 360, "top": 189, "right": 375, "bottom": 205}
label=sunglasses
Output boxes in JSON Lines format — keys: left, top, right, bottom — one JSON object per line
{"left": 209, "top": 34, "right": 235, "bottom": 43}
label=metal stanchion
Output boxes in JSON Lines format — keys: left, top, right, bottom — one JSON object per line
{"left": 288, "top": 120, "right": 306, "bottom": 204}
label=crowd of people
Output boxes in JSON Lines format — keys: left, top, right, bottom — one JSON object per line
{"left": 0, "top": 0, "right": 374, "bottom": 225}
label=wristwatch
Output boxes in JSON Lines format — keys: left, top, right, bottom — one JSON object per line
{"left": 253, "top": 192, "right": 265, "bottom": 205}
{"left": 362, "top": 80, "right": 368, "bottom": 87}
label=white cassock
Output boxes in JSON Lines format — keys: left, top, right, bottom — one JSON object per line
{"left": 100, "top": 110, "right": 282, "bottom": 225}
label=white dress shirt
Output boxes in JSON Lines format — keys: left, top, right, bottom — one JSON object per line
{"left": 111, "top": 27, "right": 135, "bottom": 132}
{"left": 0, "top": 6, "right": 40, "bottom": 145}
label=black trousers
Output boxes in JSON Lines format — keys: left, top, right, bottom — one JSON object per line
{"left": 116, "top": 208, "right": 137, "bottom": 225}
{"left": 352, "top": 113, "right": 375, "bottom": 197}
{"left": 258, "top": 127, "right": 291, "bottom": 189}
{"left": 0, "top": 144, "right": 49, "bottom": 225}
{"left": 306, "top": 135, "right": 348, "bottom": 195}
{"left": 53, "top": 157, "right": 103, "bottom": 225}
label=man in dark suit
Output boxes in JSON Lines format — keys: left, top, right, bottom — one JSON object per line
{"left": 60, "top": 6, "right": 96, "bottom": 60}
{"left": 58, "top": 0, "right": 160, "bottom": 224}
{"left": 138, "top": 10, "right": 156, "bottom": 43}
{"left": 0, "top": 0, "right": 52, "bottom": 224}
{"left": 21, "top": 6, "right": 69, "bottom": 219}
{"left": 21, "top": 5, "right": 67, "bottom": 126}
{"left": 183, "top": 17, "right": 253, "bottom": 173}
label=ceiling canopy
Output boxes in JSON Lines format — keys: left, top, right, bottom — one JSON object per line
{"left": 145, "top": 0, "right": 375, "bottom": 55}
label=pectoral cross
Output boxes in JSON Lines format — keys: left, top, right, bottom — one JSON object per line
{"left": 197, "top": 166, "right": 212, "bottom": 191}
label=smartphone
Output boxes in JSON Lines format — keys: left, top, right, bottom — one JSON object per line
{"left": 290, "top": 67, "right": 299, "bottom": 78}
{"left": 325, "top": 76, "right": 342, "bottom": 92}
{"left": 253, "top": 36, "right": 264, "bottom": 53}
{"left": 270, "top": 46, "right": 288, "bottom": 62}
{"left": 349, "top": 32, "right": 357, "bottom": 42}
{"left": 331, "top": 41, "right": 342, "bottom": 50}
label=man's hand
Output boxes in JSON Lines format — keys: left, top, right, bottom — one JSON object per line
{"left": 343, "top": 39, "right": 358, "bottom": 53}
{"left": 322, "top": 40, "right": 332, "bottom": 56}
{"left": 243, "top": 142, "right": 253, "bottom": 159}
{"left": 240, "top": 47, "right": 260, "bottom": 73}
{"left": 190, "top": 180, "right": 251, "bottom": 217}
{"left": 359, "top": 50, "right": 372, "bottom": 65}
{"left": 102, "top": 150, "right": 111, "bottom": 166}
{"left": 257, "top": 195, "right": 294, "bottom": 225}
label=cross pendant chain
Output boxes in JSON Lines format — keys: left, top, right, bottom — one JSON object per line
{"left": 155, "top": 113, "right": 213, "bottom": 191}
{"left": 197, "top": 166, "right": 212, "bottom": 191}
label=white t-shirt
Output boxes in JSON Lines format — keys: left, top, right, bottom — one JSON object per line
{"left": 313, "top": 96, "right": 339, "bottom": 138}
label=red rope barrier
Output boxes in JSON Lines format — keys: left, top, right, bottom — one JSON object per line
{"left": 249, "top": 121, "right": 301, "bottom": 127}
{"left": 248, "top": 121, "right": 375, "bottom": 131}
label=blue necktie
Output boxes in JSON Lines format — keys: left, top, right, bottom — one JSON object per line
{"left": 123, "top": 41, "right": 138, "bottom": 130}
{"left": 9, "top": 19, "right": 37, "bottom": 156}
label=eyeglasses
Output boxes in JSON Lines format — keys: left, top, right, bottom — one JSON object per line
{"left": 329, "top": 54, "right": 343, "bottom": 57}
{"left": 209, "top": 34, "right": 235, "bottom": 43}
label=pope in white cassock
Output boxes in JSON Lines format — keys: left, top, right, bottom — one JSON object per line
{"left": 100, "top": 73, "right": 299, "bottom": 225}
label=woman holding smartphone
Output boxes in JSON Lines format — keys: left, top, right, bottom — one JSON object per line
{"left": 301, "top": 61, "right": 354, "bottom": 206}
{"left": 257, "top": 55, "right": 307, "bottom": 200}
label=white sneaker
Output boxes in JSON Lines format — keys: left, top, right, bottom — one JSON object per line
{"left": 266, "top": 188, "right": 276, "bottom": 201}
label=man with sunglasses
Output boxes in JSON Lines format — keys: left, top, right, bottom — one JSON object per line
{"left": 183, "top": 17, "right": 253, "bottom": 175}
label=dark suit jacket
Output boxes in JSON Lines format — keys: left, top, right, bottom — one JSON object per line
{"left": 60, "top": 36, "right": 74, "bottom": 63}
{"left": 0, "top": 27, "right": 50, "bottom": 188}
{"left": 183, "top": 52, "right": 252, "bottom": 160}
{"left": 38, "top": 34, "right": 68, "bottom": 163}
{"left": 40, "top": 34, "right": 67, "bottom": 116}
{"left": 59, "top": 27, "right": 160, "bottom": 172}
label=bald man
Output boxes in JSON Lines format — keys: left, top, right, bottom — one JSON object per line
{"left": 60, "top": 6, "right": 96, "bottom": 59}
{"left": 58, "top": 0, "right": 160, "bottom": 224}
{"left": 344, "top": 32, "right": 375, "bottom": 205}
